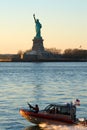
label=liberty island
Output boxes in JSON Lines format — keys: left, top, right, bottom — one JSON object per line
{"left": 0, "top": 14, "right": 87, "bottom": 62}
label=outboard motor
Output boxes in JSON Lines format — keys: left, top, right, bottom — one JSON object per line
{"left": 78, "top": 118, "right": 87, "bottom": 126}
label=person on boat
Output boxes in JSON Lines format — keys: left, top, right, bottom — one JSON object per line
{"left": 28, "top": 103, "right": 39, "bottom": 113}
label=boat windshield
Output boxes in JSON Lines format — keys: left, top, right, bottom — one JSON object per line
{"left": 44, "top": 104, "right": 55, "bottom": 113}
{"left": 44, "top": 104, "right": 76, "bottom": 115}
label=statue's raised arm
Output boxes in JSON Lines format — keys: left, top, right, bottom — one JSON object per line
{"left": 33, "top": 14, "right": 36, "bottom": 23}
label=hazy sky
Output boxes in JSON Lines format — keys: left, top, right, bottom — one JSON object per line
{"left": 0, "top": 0, "right": 87, "bottom": 54}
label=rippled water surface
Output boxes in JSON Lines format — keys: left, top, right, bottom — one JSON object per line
{"left": 0, "top": 62, "right": 87, "bottom": 130}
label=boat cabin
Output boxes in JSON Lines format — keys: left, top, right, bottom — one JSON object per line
{"left": 44, "top": 103, "right": 76, "bottom": 120}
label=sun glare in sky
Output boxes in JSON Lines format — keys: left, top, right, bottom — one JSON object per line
{"left": 0, "top": 0, "right": 87, "bottom": 54}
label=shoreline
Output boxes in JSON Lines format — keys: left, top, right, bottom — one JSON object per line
{"left": 0, "top": 59, "right": 87, "bottom": 62}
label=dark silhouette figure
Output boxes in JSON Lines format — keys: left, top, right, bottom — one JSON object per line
{"left": 28, "top": 103, "right": 39, "bottom": 113}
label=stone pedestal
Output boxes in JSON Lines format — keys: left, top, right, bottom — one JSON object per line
{"left": 32, "top": 37, "right": 44, "bottom": 53}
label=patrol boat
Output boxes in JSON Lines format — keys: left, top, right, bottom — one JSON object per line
{"left": 19, "top": 100, "right": 87, "bottom": 126}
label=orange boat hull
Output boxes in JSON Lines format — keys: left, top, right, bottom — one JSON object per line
{"left": 20, "top": 109, "right": 74, "bottom": 125}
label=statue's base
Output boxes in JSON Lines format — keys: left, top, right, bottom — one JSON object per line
{"left": 32, "top": 37, "right": 44, "bottom": 53}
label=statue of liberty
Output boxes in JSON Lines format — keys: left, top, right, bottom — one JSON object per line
{"left": 33, "top": 14, "right": 42, "bottom": 38}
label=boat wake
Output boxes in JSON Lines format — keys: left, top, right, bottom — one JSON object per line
{"left": 39, "top": 123, "right": 87, "bottom": 130}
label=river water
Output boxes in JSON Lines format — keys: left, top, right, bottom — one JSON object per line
{"left": 0, "top": 62, "right": 87, "bottom": 130}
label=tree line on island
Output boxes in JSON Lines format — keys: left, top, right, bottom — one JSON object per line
{"left": 17, "top": 48, "right": 87, "bottom": 62}
{"left": 0, "top": 48, "right": 87, "bottom": 62}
